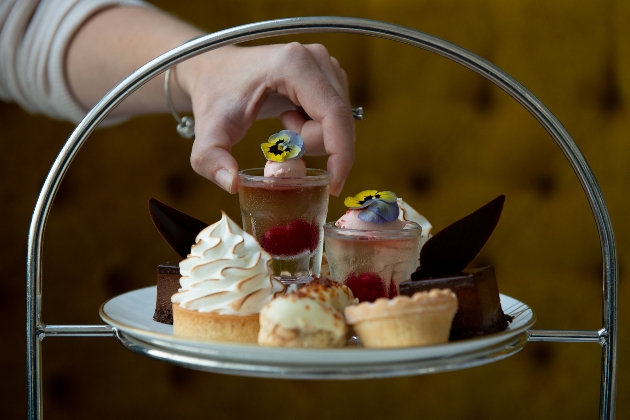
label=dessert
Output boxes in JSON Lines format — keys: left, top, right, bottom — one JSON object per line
{"left": 344, "top": 289, "right": 458, "bottom": 348}
{"left": 336, "top": 208, "right": 406, "bottom": 230}
{"left": 398, "top": 195, "right": 512, "bottom": 340}
{"left": 298, "top": 276, "right": 358, "bottom": 313}
{"left": 400, "top": 267, "right": 507, "bottom": 340}
{"left": 261, "top": 130, "right": 307, "bottom": 178}
{"left": 153, "top": 262, "right": 181, "bottom": 324}
{"left": 324, "top": 190, "right": 423, "bottom": 302}
{"left": 238, "top": 130, "right": 331, "bottom": 280}
{"left": 172, "top": 212, "right": 284, "bottom": 343}
{"left": 264, "top": 158, "right": 307, "bottom": 178}
{"left": 258, "top": 277, "right": 356, "bottom": 348}
{"left": 149, "top": 198, "right": 209, "bottom": 324}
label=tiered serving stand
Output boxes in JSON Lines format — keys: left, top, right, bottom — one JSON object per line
{"left": 26, "top": 17, "right": 618, "bottom": 419}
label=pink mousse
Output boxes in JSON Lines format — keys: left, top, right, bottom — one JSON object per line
{"left": 264, "top": 159, "right": 307, "bottom": 177}
{"left": 335, "top": 209, "right": 407, "bottom": 230}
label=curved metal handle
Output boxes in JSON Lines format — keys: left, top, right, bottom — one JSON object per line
{"left": 27, "top": 16, "right": 617, "bottom": 420}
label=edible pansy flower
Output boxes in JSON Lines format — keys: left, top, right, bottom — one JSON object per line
{"left": 344, "top": 190, "right": 399, "bottom": 224}
{"left": 261, "top": 130, "right": 305, "bottom": 162}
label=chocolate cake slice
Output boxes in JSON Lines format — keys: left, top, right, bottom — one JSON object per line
{"left": 153, "top": 262, "right": 181, "bottom": 324}
{"left": 400, "top": 266, "right": 509, "bottom": 340}
{"left": 399, "top": 195, "right": 511, "bottom": 340}
{"left": 149, "top": 199, "right": 209, "bottom": 324}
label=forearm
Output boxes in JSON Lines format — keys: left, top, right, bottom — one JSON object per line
{"left": 66, "top": 6, "right": 204, "bottom": 117}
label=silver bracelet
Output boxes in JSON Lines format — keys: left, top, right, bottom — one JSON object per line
{"left": 164, "top": 67, "right": 364, "bottom": 140}
{"left": 164, "top": 67, "right": 195, "bottom": 139}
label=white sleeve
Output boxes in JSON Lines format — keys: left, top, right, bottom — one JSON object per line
{"left": 0, "top": 0, "right": 151, "bottom": 125}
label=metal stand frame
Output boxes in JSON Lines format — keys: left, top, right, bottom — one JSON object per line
{"left": 26, "top": 17, "right": 617, "bottom": 419}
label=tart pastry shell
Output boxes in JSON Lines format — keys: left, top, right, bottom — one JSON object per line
{"left": 173, "top": 303, "right": 259, "bottom": 344}
{"left": 345, "top": 289, "right": 458, "bottom": 348}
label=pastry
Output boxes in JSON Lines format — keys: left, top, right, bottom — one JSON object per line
{"left": 398, "top": 195, "right": 511, "bottom": 340}
{"left": 344, "top": 289, "right": 458, "bottom": 348}
{"left": 172, "top": 212, "right": 284, "bottom": 343}
{"left": 258, "top": 277, "right": 356, "bottom": 348}
{"left": 299, "top": 276, "right": 357, "bottom": 313}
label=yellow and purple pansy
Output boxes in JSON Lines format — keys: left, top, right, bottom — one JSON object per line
{"left": 261, "top": 130, "right": 305, "bottom": 162}
{"left": 344, "top": 190, "right": 399, "bottom": 224}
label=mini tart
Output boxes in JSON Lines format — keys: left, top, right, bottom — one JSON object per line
{"left": 172, "top": 304, "right": 260, "bottom": 344}
{"left": 344, "top": 289, "right": 458, "bottom": 348}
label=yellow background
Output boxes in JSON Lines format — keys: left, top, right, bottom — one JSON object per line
{"left": 1, "top": 0, "right": 628, "bottom": 419}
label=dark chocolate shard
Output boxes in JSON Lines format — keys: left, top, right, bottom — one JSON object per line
{"left": 149, "top": 198, "right": 208, "bottom": 259}
{"left": 412, "top": 195, "right": 505, "bottom": 279}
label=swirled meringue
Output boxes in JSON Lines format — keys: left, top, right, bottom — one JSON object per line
{"left": 172, "top": 212, "right": 284, "bottom": 315}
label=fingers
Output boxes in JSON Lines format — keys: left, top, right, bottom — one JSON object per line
{"left": 302, "top": 44, "right": 350, "bottom": 103}
{"left": 186, "top": 49, "right": 269, "bottom": 193}
{"left": 256, "top": 93, "right": 297, "bottom": 120}
{"left": 189, "top": 98, "right": 249, "bottom": 194}
{"left": 280, "top": 45, "right": 348, "bottom": 158}
{"left": 279, "top": 109, "right": 308, "bottom": 132}
{"left": 271, "top": 43, "right": 355, "bottom": 196}
{"left": 185, "top": 42, "right": 354, "bottom": 197}
{"left": 190, "top": 130, "right": 239, "bottom": 194}
{"left": 279, "top": 110, "right": 326, "bottom": 155}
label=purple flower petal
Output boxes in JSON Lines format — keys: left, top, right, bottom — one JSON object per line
{"left": 358, "top": 208, "right": 388, "bottom": 224}
{"left": 358, "top": 201, "right": 400, "bottom": 224}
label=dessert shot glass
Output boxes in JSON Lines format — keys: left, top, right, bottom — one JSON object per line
{"left": 238, "top": 168, "right": 331, "bottom": 282}
{"left": 324, "top": 222, "right": 423, "bottom": 302}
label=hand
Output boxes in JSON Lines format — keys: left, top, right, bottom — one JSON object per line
{"left": 64, "top": 8, "right": 355, "bottom": 193}
{"left": 175, "top": 43, "right": 355, "bottom": 196}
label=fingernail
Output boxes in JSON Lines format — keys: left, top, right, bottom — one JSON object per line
{"left": 216, "top": 168, "right": 234, "bottom": 193}
{"left": 332, "top": 179, "right": 346, "bottom": 197}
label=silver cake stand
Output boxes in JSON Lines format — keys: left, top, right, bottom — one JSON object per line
{"left": 26, "top": 17, "right": 617, "bottom": 419}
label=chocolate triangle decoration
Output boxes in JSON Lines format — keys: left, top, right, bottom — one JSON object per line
{"left": 149, "top": 198, "right": 209, "bottom": 259}
{"left": 411, "top": 195, "right": 505, "bottom": 279}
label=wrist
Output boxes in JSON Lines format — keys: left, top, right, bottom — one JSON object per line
{"left": 162, "top": 38, "right": 201, "bottom": 113}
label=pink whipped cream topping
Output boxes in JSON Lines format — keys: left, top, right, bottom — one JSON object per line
{"left": 263, "top": 159, "right": 307, "bottom": 177}
{"left": 335, "top": 209, "right": 407, "bottom": 230}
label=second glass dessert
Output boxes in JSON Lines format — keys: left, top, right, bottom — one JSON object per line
{"left": 324, "top": 190, "right": 423, "bottom": 302}
{"left": 324, "top": 222, "right": 422, "bottom": 302}
{"left": 238, "top": 131, "right": 331, "bottom": 281}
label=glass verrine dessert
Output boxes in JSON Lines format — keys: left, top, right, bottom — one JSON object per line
{"left": 324, "top": 190, "right": 423, "bottom": 302}
{"left": 238, "top": 130, "right": 331, "bottom": 282}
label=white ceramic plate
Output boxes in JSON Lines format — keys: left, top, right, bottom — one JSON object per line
{"left": 100, "top": 286, "right": 535, "bottom": 366}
